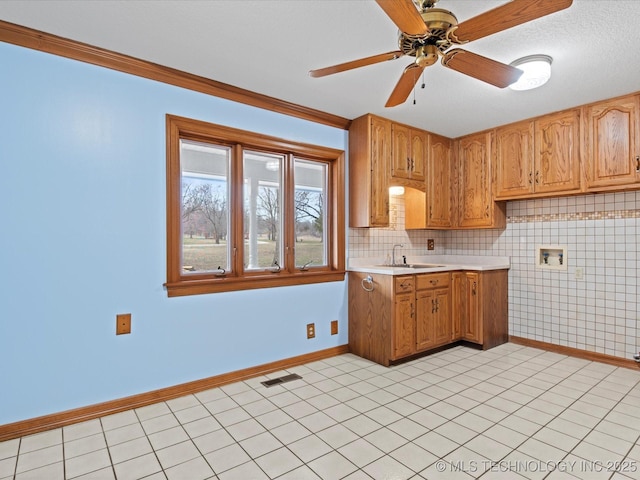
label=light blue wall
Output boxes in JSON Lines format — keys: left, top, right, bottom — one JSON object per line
{"left": 0, "top": 42, "right": 348, "bottom": 425}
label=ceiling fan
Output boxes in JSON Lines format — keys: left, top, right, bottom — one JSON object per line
{"left": 309, "top": 0, "right": 573, "bottom": 107}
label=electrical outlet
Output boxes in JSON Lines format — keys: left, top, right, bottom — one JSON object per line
{"left": 331, "top": 320, "right": 338, "bottom": 335}
{"left": 427, "top": 239, "right": 435, "bottom": 250}
{"left": 306, "top": 323, "right": 315, "bottom": 339}
{"left": 116, "top": 313, "right": 131, "bottom": 335}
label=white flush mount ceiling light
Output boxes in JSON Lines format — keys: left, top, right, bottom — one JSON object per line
{"left": 509, "top": 55, "right": 553, "bottom": 91}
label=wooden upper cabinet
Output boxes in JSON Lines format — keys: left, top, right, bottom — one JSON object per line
{"left": 584, "top": 94, "right": 640, "bottom": 190}
{"left": 410, "top": 129, "right": 427, "bottom": 181}
{"left": 349, "top": 114, "right": 390, "bottom": 227}
{"left": 427, "top": 133, "right": 454, "bottom": 228}
{"left": 391, "top": 123, "right": 426, "bottom": 183}
{"left": 495, "top": 109, "right": 581, "bottom": 199}
{"left": 457, "top": 132, "right": 498, "bottom": 228}
{"left": 391, "top": 124, "right": 410, "bottom": 180}
{"left": 494, "top": 120, "right": 535, "bottom": 199}
{"left": 534, "top": 109, "right": 582, "bottom": 194}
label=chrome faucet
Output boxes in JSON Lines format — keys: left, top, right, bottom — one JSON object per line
{"left": 392, "top": 244, "right": 404, "bottom": 266}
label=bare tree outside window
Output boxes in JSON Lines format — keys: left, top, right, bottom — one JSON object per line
{"left": 257, "top": 187, "right": 279, "bottom": 243}
{"left": 294, "top": 159, "right": 328, "bottom": 267}
{"left": 179, "top": 139, "right": 230, "bottom": 273}
{"left": 199, "top": 183, "right": 228, "bottom": 245}
{"left": 295, "top": 190, "right": 323, "bottom": 237}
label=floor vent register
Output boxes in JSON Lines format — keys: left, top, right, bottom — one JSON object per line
{"left": 260, "top": 373, "right": 302, "bottom": 388}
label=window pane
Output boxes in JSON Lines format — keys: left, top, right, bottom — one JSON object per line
{"left": 294, "top": 159, "right": 328, "bottom": 267}
{"left": 180, "top": 140, "right": 230, "bottom": 274}
{"left": 243, "top": 151, "right": 284, "bottom": 270}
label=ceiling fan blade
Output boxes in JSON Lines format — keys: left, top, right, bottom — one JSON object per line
{"left": 452, "top": 0, "right": 573, "bottom": 43}
{"left": 442, "top": 49, "right": 523, "bottom": 88}
{"left": 309, "top": 50, "right": 404, "bottom": 78}
{"left": 385, "top": 63, "right": 425, "bottom": 107}
{"left": 375, "top": 0, "right": 429, "bottom": 36}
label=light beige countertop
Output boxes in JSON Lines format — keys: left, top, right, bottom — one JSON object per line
{"left": 348, "top": 255, "right": 510, "bottom": 275}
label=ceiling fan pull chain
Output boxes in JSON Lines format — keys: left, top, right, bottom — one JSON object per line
{"left": 421, "top": 71, "right": 426, "bottom": 89}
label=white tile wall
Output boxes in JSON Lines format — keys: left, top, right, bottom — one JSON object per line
{"left": 348, "top": 191, "right": 640, "bottom": 361}
{"left": 348, "top": 194, "right": 448, "bottom": 261}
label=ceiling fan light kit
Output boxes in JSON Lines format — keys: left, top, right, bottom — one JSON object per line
{"left": 309, "top": 0, "right": 572, "bottom": 107}
{"left": 508, "top": 54, "right": 553, "bottom": 91}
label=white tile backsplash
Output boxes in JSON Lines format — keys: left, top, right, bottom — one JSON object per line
{"left": 348, "top": 191, "right": 640, "bottom": 361}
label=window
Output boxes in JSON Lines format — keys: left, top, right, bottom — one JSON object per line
{"left": 165, "top": 115, "right": 345, "bottom": 296}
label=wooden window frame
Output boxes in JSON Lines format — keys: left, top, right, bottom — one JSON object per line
{"left": 165, "top": 114, "right": 345, "bottom": 297}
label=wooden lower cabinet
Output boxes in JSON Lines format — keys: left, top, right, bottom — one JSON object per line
{"left": 349, "top": 270, "right": 507, "bottom": 366}
{"left": 416, "top": 273, "right": 451, "bottom": 351}
{"left": 452, "top": 269, "right": 509, "bottom": 349}
{"left": 393, "top": 291, "right": 415, "bottom": 359}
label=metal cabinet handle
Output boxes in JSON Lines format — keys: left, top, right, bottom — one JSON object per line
{"left": 636, "top": 155, "right": 640, "bottom": 172}
{"left": 529, "top": 172, "right": 533, "bottom": 184}
{"left": 472, "top": 281, "right": 477, "bottom": 295}
{"left": 430, "top": 279, "right": 439, "bottom": 285}
{"left": 431, "top": 299, "right": 436, "bottom": 314}
{"left": 535, "top": 171, "right": 540, "bottom": 184}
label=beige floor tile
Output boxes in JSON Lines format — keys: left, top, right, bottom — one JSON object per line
{"left": 254, "top": 446, "right": 303, "bottom": 478}
{"left": 338, "top": 438, "right": 384, "bottom": 468}
{"left": 308, "top": 451, "right": 357, "bottom": 480}
{"left": 108, "top": 436, "right": 153, "bottom": 465}
{"left": 165, "top": 456, "right": 214, "bottom": 480}
{"left": 15, "top": 444, "right": 62, "bottom": 474}
{"left": 65, "top": 449, "right": 111, "bottom": 479}
{"left": 287, "top": 434, "right": 332, "bottom": 463}
{"left": 8, "top": 347, "right": 640, "bottom": 480}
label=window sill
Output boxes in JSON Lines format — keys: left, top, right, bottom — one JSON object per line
{"left": 165, "top": 270, "right": 346, "bottom": 297}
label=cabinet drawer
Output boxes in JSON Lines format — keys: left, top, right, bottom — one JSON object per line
{"left": 416, "top": 273, "right": 450, "bottom": 290}
{"left": 394, "top": 276, "right": 414, "bottom": 293}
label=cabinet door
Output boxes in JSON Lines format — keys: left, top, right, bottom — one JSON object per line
{"left": 415, "top": 290, "right": 435, "bottom": 351}
{"left": 458, "top": 132, "right": 492, "bottom": 227}
{"left": 432, "top": 288, "right": 451, "bottom": 346}
{"left": 427, "top": 133, "right": 454, "bottom": 228}
{"left": 534, "top": 109, "right": 581, "bottom": 194}
{"left": 450, "top": 273, "right": 464, "bottom": 341}
{"left": 393, "top": 293, "right": 415, "bottom": 359}
{"left": 584, "top": 94, "right": 640, "bottom": 189}
{"left": 370, "top": 116, "right": 391, "bottom": 225}
{"left": 391, "top": 123, "right": 411, "bottom": 180}
{"left": 462, "top": 272, "right": 482, "bottom": 344}
{"left": 494, "top": 121, "right": 535, "bottom": 199}
{"left": 410, "top": 129, "right": 426, "bottom": 181}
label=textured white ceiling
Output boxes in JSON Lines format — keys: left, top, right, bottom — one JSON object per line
{"left": 1, "top": 0, "right": 639, "bottom": 137}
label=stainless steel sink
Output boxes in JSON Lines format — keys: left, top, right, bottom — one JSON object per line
{"left": 406, "top": 263, "right": 446, "bottom": 268}
{"left": 375, "top": 263, "right": 445, "bottom": 269}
